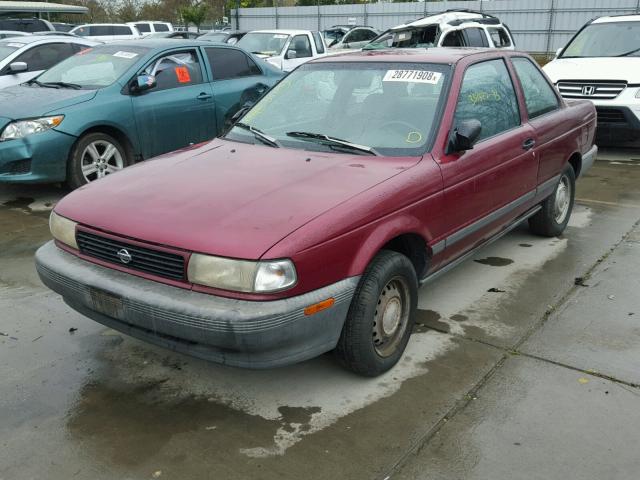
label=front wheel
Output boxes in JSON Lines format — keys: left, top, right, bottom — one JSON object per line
{"left": 67, "top": 132, "right": 131, "bottom": 189}
{"left": 529, "top": 165, "right": 576, "bottom": 237}
{"left": 335, "top": 250, "right": 418, "bottom": 377}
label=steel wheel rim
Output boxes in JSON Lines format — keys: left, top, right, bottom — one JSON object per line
{"left": 372, "top": 276, "right": 410, "bottom": 358}
{"left": 554, "top": 175, "right": 571, "bottom": 224}
{"left": 80, "top": 140, "right": 124, "bottom": 183}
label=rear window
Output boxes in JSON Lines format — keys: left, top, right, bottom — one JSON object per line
{"left": 135, "top": 23, "right": 151, "bottom": 33}
{"left": 154, "top": 23, "right": 170, "bottom": 32}
{"left": 113, "top": 26, "right": 133, "bottom": 35}
{"left": 488, "top": 27, "right": 512, "bottom": 47}
{"left": 0, "top": 19, "right": 48, "bottom": 33}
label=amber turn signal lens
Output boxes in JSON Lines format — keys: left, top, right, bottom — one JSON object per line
{"left": 304, "top": 298, "right": 335, "bottom": 316}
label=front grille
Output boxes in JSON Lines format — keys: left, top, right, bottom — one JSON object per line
{"left": 596, "top": 107, "right": 628, "bottom": 124}
{"left": 557, "top": 80, "right": 626, "bottom": 100}
{"left": 0, "top": 159, "right": 31, "bottom": 175}
{"left": 76, "top": 230, "right": 186, "bottom": 281}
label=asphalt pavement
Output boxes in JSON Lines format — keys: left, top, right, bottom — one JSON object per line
{"left": 1, "top": 153, "right": 639, "bottom": 480}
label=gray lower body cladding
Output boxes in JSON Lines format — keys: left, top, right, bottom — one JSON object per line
{"left": 35, "top": 241, "right": 359, "bottom": 369}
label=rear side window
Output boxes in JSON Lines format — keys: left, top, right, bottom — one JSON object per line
{"left": 15, "top": 43, "right": 76, "bottom": 71}
{"left": 454, "top": 59, "right": 520, "bottom": 141}
{"left": 206, "top": 47, "right": 261, "bottom": 80}
{"left": 312, "top": 32, "right": 325, "bottom": 54}
{"left": 135, "top": 23, "right": 151, "bottom": 33}
{"left": 488, "top": 28, "right": 512, "bottom": 48}
{"left": 441, "top": 30, "right": 465, "bottom": 47}
{"left": 113, "top": 26, "right": 133, "bottom": 35}
{"left": 90, "top": 26, "right": 111, "bottom": 36}
{"left": 154, "top": 23, "right": 170, "bottom": 32}
{"left": 464, "top": 28, "right": 489, "bottom": 47}
{"left": 512, "top": 57, "right": 559, "bottom": 118}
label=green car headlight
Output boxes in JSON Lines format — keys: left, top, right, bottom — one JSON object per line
{"left": 0, "top": 115, "right": 64, "bottom": 141}
{"left": 187, "top": 254, "right": 297, "bottom": 293}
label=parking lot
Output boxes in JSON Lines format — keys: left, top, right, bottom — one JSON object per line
{"left": 1, "top": 151, "right": 639, "bottom": 479}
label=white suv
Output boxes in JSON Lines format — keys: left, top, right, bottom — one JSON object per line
{"left": 544, "top": 14, "right": 640, "bottom": 147}
{"left": 366, "top": 10, "right": 515, "bottom": 50}
{"left": 127, "top": 21, "right": 173, "bottom": 36}
{"left": 70, "top": 24, "right": 142, "bottom": 42}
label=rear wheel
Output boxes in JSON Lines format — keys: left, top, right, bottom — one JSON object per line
{"left": 335, "top": 250, "right": 418, "bottom": 377}
{"left": 529, "top": 165, "right": 575, "bottom": 237}
{"left": 67, "top": 132, "right": 131, "bottom": 189}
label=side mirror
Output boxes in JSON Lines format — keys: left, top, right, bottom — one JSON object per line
{"left": 8, "top": 62, "right": 28, "bottom": 74}
{"left": 285, "top": 49, "right": 297, "bottom": 60}
{"left": 555, "top": 47, "right": 563, "bottom": 58}
{"left": 130, "top": 74, "right": 156, "bottom": 94}
{"left": 446, "top": 119, "right": 482, "bottom": 154}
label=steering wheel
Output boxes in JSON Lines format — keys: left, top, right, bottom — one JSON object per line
{"left": 379, "top": 120, "right": 423, "bottom": 144}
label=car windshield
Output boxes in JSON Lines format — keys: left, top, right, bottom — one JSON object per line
{"left": 561, "top": 21, "right": 640, "bottom": 57}
{"left": 0, "top": 43, "right": 21, "bottom": 61}
{"left": 36, "top": 45, "right": 149, "bottom": 89}
{"left": 236, "top": 32, "right": 289, "bottom": 56}
{"left": 225, "top": 62, "right": 450, "bottom": 156}
{"left": 366, "top": 26, "right": 438, "bottom": 50}
{"left": 202, "top": 32, "right": 228, "bottom": 42}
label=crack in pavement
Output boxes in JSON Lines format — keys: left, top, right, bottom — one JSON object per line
{"left": 379, "top": 215, "right": 640, "bottom": 480}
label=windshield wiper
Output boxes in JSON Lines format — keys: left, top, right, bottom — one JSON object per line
{"left": 616, "top": 47, "right": 640, "bottom": 57}
{"left": 286, "top": 131, "right": 379, "bottom": 156}
{"left": 41, "top": 81, "right": 83, "bottom": 90}
{"left": 235, "top": 122, "right": 280, "bottom": 148}
{"left": 26, "top": 79, "right": 59, "bottom": 88}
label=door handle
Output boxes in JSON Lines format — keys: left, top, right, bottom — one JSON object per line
{"left": 522, "top": 138, "right": 536, "bottom": 150}
{"left": 197, "top": 92, "right": 212, "bottom": 101}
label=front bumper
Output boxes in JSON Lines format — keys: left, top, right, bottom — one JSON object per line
{"left": 0, "top": 129, "right": 75, "bottom": 183}
{"left": 594, "top": 106, "right": 640, "bottom": 146}
{"left": 35, "top": 241, "right": 359, "bottom": 368}
{"left": 580, "top": 144, "right": 597, "bottom": 178}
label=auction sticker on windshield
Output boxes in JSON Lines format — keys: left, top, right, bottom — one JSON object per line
{"left": 383, "top": 70, "right": 441, "bottom": 84}
{"left": 113, "top": 51, "right": 138, "bottom": 59}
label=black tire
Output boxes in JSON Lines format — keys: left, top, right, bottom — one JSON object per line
{"left": 529, "top": 165, "right": 576, "bottom": 237}
{"left": 335, "top": 250, "right": 418, "bottom": 377}
{"left": 67, "top": 132, "right": 131, "bottom": 190}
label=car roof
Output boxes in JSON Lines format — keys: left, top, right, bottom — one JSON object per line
{"left": 0, "top": 30, "right": 29, "bottom": 35}
{"left": 0, "top": 34, "right": 94, "bottom": 44}
{"left": 593, "top": 14, "right": 640, "bottom": 24}
{"left": 250, "top": 29, "right": 312, "bottom": 35}
{"left": 391, "top": 10, "right": 502, "bottom": 31}
{"left": 73, "top": 23, "right": 133, "bottom": 28}
{"left": 95, "top": 38, "right": 229, "bottom": 49}
{"left": 312, "top": 47, "right": 499, "bottom": 64}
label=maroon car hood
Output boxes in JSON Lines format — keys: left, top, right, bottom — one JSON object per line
{"left": 56, "top": 139, "right": 420, "bottom": 259}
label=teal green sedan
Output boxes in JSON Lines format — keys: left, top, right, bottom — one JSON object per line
{"left": 0, "top": 40, "right": 283, "bottom": 188}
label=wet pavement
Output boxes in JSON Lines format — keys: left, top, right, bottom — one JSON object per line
{"left": 1, "top": 153, "right": 639, "bottom": 480}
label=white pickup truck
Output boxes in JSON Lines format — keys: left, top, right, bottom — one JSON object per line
{"left": 236, "top": 29, "right": 327, "bottom": 72}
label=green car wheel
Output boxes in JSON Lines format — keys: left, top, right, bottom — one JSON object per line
{"left": 67, "top": 132, "right": 131, "bottom": 189}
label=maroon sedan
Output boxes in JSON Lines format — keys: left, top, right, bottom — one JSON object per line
{"left": 37, "top": 48, "right": 597, "bottom": 376}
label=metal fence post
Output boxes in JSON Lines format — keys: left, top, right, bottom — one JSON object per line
{"left": 235, "top": 0, "right": 240, "bottom": 30}
{"left": 318, "top": 0, "right": 321, "bottom": 31}
{"left": 275, "top": 0, "right": 279, "bottom": 29}
{"left": 364, "top": 1, "right": 368, "bottom": 26}
{"left": 545, "top": 0, "right": 556, "bottom": 55}
{"left": 636, "top": 0, "right": 640, "bottom": 13}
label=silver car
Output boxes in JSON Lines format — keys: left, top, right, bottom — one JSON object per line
{"left": 0, "top": 35, "right": 99, "bottom": 89}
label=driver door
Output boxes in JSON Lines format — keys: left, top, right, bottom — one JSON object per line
{"left": 282, "top": 34, "right": 314, "bottom": 72}
{"left": 131, "top": 49, "right": 217, "bottom": 159}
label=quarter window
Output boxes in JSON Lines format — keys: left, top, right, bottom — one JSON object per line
{"left": 135, "top": 23, "right": 151, "bottom": 33}
{"left": 512, "top": 57, "right": 559, "bottom": 118}
{"left": 113, "top": 26, "right": 133, "bottom": 35}
{"left": 312, "top": 31, "right": 325, "bottom": 54}
{"left": 206, "top": 47, "right": 261, "bottom": 80}
{"left": 488, "top": 27, "right": 511, "bottom": 48}
{"left": 143, "top": 50, "right": 203, "bottom": 91}
{"left": 154, "top": 23, "right": 170, "bottom": 32}
{"left": 454, "top": 59, "right": 520, "bottom": 141}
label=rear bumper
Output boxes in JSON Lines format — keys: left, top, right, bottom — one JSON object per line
{"left": 0, "top": 129, "right": 75, "bottom": 183}
{"left": 35, "top": 241, "right": 359, "bottom": 368}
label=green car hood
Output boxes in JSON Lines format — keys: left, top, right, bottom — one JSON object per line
{"left": 0, "top": 85, "right": 98, "bottom": 120}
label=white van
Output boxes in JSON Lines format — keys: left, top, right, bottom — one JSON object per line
{"left": 127, "top": 21, "right": 173, "bottom": 36}
{"left": 70, "top": 24, "right": 142, "bottom": 42}
{"left": 544, "top": 14, "right": 640, "bottom": 147}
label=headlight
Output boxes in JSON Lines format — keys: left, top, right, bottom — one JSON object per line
{"left": 49, "top": 211, "right": 78, "bottom": 249}
{"left": 187, "top": 254, "right": 297, "bottom": 293}
{"left": 0, "top": 115, "right": 64, "bottom": 141}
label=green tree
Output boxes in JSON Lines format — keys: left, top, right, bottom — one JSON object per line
{"left": 181, "top": 2, "right": 209, "bottom": 32}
